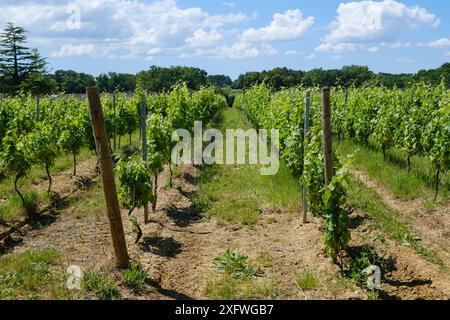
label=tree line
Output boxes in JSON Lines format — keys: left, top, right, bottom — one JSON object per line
{"left": 0, "top": 22, "right": 449, "bottom": 95}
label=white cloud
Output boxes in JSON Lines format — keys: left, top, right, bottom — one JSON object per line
{"left": 325, "top": 0, "right": 439, "bottom": 43}
{"left": 185, "top": 29, "right": 223, "bottom": 48}
{"left": 385, "top": 41, "right": 412, "bottom": 48}
{"left": 446, "top": 52, "right": 450, "bottom": 57}
{"left": 0, "top": 0, "right": 258, "bottom": 60}
{"left": 305, "top": 53, "right": 316, "bottom": 60}
{"left": 51, "top": 44, "right": 95, "bottom": 57}
{"left": 315, "top": 42, "right": 357, "bottom": 53}
{"left": 182, "top": 41, "right": 277, "bottom": 59}
{"left": 222, "top": 2, "right": 235, "bottom": 8}
{"left": 285, "top": 49, "right": 301, "bottom": 56}
{"left": 203, "top": 12, "right": 254, "bottom": 29}
{"left": 331, "top": 55, "right": 343, "bottom": 60}
{"left": 428, "top": 38, "right": 450, "bottom": 48}
{"left": 243, "top": 9, "right": 314, "bottom": 42}
{"left": 367, "top": 46, "right": 379, "bottom": 52}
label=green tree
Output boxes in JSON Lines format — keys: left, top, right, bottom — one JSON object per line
{"left": 0, "top": 23, "right": 30, "bottom": 89}
{"left": 0, "top": 23, "right": 54, "bottom": 94}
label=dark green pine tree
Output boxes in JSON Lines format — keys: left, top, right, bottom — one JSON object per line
{"left": 0, "top": 23, "right": 32, "bottom": 91}
{"left": 0, "top": 23, "right": 55, "bottom": 94}
{"left": 20, "top": 48, "right": 56, "bottom": 94}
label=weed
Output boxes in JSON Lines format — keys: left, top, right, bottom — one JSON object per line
{"left": 204, "top": 274, "right": 278, "bottom": 300}
{"left": 82, "top": 269, "right": 119, "bottom": 300}
{"left": 23, "top": 191, "right": 39, "bottom": 217}
{"left": 214, "top": 249, "right": 263, "bottom": 279}
{"left": 0, "top": 249, "right": 69, "bottom": 299}
{"left": 295, "top": 269, "right": 319, "bottom": 290}
{"left": 121, "top": 264, "right": 147, "bottom": 290}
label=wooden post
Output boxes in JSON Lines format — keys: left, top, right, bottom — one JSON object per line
{"left": 113, "top": 93, "right": 117, "bottom": 151}
{"left": 141, "top": 95, "right": 149, "bottom": 224}
{"left": 36, "top": 96, "right": 40, "bottom": 121}
{"left": 141, "top": 95, "right": 148, "bottom": 161}
{"left": 302, "top": 90, "right": 310, "bottom": 223}
{"left": 322, "top": 87, "right": 333, "bottom": 185}
{"left": 86, "top": 87, "right": 130, "bottom": 269}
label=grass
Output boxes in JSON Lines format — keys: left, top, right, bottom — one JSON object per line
{"left": 295, "top": 269, "right": 319, "bottom": 290}
{"left": 327, "top": 277, "right": 358, "bottom": 298}
{"left": 0, "top": 191, "right": 40, "bottom": 222}
{"left": 204, "top": 274, "right": 279, "bottom": 300}
{"left": 65, "top": 181, "right": 105, "bottom": 219}
{"left": 214, "top": 249, "right": 264, "bottom": 279}
{"left": 205, "top": 249, "right": 277, "bottom": 300}
{"left": 0, "top": 249, "right": 70, "bottom": 299}
{"left": 82, "top": 269, "right": 120, "bottom": 300}
{"left": 121, "top": 264, "right": 147, "bottom": 290}
{"left": 191, "top": 108, "right": 301, "bottom": 227}
{"left": 346, "top": 175, "right": 444, "bottom": 267}
{"left": 336, "top": 139, "right": 449, "bottom": 201}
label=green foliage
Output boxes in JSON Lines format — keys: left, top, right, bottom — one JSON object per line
{"left": 57, "top": 116, "right": 85, "bottom": 175}
{"left": 121, "top": 264, "right": 147, "bottom": 289}
{"left": 0, "top": 23, "right": 51, "bottom": 94}
{"left": 115, "top": 159, "right": 154, "bottom": 215}
{"left": 82, "top": 269, "right": 119, "bottom": 300}
{"left": 342, "top": 245, "right": 386, "bottom": 287}
{"left": 136, "top": 65, "right": 207, "bottom": 92}
{"left": 295, "top": 269, "right": 319, "bottom": 290}
{"left": 302, "top": 126, "right": 325, "bottom": 216}
{"left": 322, "top": 169, "right": 351, "bottom": 260}
{"left": 0, "top": 249, "right": 67, "bottom": 299}
{"left": 214, "top": 249, "right": 264, "bottom": 279}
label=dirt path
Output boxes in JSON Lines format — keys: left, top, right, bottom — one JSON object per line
{"left": 351, "top": 168, "right": 450, "bottom": 267}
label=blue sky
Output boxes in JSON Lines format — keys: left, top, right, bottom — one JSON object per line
{"left": 1, "top": 0, "right": 449, "bottom": 79}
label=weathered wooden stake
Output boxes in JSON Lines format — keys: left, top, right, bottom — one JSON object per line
{"left": 141, "top": 95, "right": 149, "bottom": 224}
{"left": 322, "top": 87, "right": 333, "bottom": 185}
{"left": 302, "top": 90, "right": 310, "bottom": 223}
{"left": 113, "top": 93, "right": 117, "bottom": 151}
{"left": 87, "top": 86, "right": 130, "bottom": 269}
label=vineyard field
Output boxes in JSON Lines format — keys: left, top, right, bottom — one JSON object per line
{"left": 0, "top": 82, "right": 448, "bottom": 301}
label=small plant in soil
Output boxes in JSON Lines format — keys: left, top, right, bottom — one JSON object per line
{"left": 214, "top": 249, "right": 263, "bottom": 279}
{"left": 82, "top": 269, "right": 119, "bottom": 300}
{"left": 295, "top": 269, "right": 319, "bottom": 290}
{"left": 121, "top": 264, "right": 147, "bottom": 290}
{"left": 341, "top": 245, "right": 387, "bottom": 287}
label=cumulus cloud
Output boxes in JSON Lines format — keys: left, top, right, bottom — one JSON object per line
{"left": 185, "top": 29, "right": 224, "bottom": 48}
{"left": 428, "top": 38, "right": 450, "bottom": 48}
{"left": 325, "top": 0, "right": 439, "bottom": 43}
{"left": 315, "top": 42, "right": 357, "bottom": 53}
{"left": 315, "top": 1, "right": 439, "bottom": 55}
{"left": 182, "top": 41, "right": 277, "bottom": 59}
{"left": 0, "top": 0, "right": 258, "bottom": 60}
{"left": 51, "top": 44, "right": 95, "bottom": 57}
{"left": 243, "top": 9, "right": 314, "bottom": 42}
